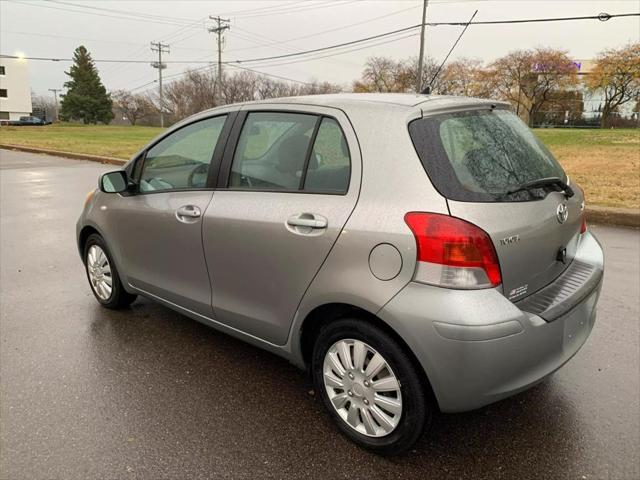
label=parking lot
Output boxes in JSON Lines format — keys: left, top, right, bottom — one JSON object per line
{"left": 1, "top": 150, "right": 638, "bottom": 479}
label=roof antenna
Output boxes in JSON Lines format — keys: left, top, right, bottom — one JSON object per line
{"left": 421, "top": 9, "right": 478, "bottom": 94}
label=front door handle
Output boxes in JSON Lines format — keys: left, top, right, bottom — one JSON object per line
{"left": 176, "top": 205, "right": 201, "bottom": 221}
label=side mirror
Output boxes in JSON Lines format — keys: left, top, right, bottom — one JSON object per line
{"left": 99, "top": 170, "right": 128, "bottom": 193}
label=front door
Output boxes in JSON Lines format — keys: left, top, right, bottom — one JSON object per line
{"left": 115, "top": 114, "right": 230, "bottom": 315}
{"left": 203, "top": 107, "right": 360, "bottom": 344}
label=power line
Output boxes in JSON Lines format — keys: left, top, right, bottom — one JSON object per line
{"left": 47, "top": 0, "right": 199, "bottom": 25}
{"left": 426, "top": 12, "right": 638, "bottom": 26}
{"left": 0, "top": 25, "right": 420, "bottom": 65}
{"left": 222, "top": 12, "right": 640, "bottom": 66}
{"left": 244, "top": 32, "right": 421, "bottom": 70}
{"left": 227, "top": 24, "right": 423, "bottom": 65}
{"left": 222, "top": 0, "right": 358, "bottom": 19}
{"left": 427, "top": 10, "right": 478, "bottom": 91}
{"left": 226, "top": 4, "right": 419, "bottom": 53}
{"left": 216, "top": 1, "right": 306, "bottom": 17}
{"left": 229, "top": 27, "right": 361, "bottom": 69}
{"left": 3, "top": 12, "right": 638, "bottom": 67}
{"left": 9, "top": 0, "right": 193, "bottom": 26}
{"left": 226, "top": 64, "right": 316, "bottom": 86}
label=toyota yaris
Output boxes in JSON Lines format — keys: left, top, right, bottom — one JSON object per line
{"left": 77, "top": 93, "right": 604, "bottom": 454}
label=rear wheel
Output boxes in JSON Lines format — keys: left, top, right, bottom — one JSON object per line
{"left": 84, "top": 233, "right": 136, "bottom": 309}
{"left": 312, "top": 318, "right": 431, "bottom": 455}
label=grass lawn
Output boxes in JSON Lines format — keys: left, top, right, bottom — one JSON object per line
{"left": 1, "top": 124, "right": 638, "bottom": 209}
{"left": 0, "top": 124, "right": 162, "bottom": 159}
{"left": 535, "top": 129, "right": 639, "bottom": 209}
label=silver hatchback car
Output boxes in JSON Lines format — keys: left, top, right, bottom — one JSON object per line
{"left": 77, "top": 93, "right": 604, "bottom": 454}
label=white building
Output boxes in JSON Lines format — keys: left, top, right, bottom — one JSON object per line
{"left": 0, "top": 58, "right": 33, "bottom": 121}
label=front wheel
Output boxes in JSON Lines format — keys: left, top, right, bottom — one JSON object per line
{"left": 84, "top": 233, "right": 136, "bottom": 309}
{"left": 312, "top": 318, "right": 431, "bottom": 455}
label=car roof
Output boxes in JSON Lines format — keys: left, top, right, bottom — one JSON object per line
{"left": 227, "top": 93, "right": 510, "bottom": 112}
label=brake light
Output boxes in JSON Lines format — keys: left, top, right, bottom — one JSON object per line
{"left": 404, "top": 212, "right": 502, "bottom": 289}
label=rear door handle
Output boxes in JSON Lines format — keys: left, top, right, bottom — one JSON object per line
{"left": 286, "top": 214, "right": 328, "bottom": 236}
{"left": 176, "top": 205, "right": 201, "bottom": 221}
{"left": 287, "top": 214, "right": 327, "bottom": 229}
{"left": 287, "top": 217, "right": 327, "bottom": 229}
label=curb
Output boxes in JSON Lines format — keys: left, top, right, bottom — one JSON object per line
{"left": 0, "top": 144, "right": 127, "bottom": 166}
{"left": 2, "top": 144, "right": 639, "bottom": 228}
{"left": 586, "top": 205, "right": 639, "bottom": 228}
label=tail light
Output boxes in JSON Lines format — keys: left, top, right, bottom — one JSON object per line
{"left": 404, "top": 212, "right": 502, "bottom": 289}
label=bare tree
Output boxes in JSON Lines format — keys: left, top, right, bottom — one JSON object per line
{"left": 159, "top": 68, "right": 217, "bottom": 121}
{"left": 299, "top": 80, "right": 342, "bottom": 95}
{"left": 146, "top": 67, "right": 341, "bottom": 123}
{"left": 31, "top": 93, "right": 57, "bottom": 122}
{"left": 111, "top": 89, "right": 153, "bottom": 125}
{"left": 586, "top": 42, "right": 640, "bottom": 128}
{"left": 353, "top": 56, "right": 453, "bottom": 94}
{"left": 353, "top": 57, "right": 411, "bottom": 93}
{"left": 222, "top": 70, "right": 259, "bottom": 104}
{"left": 438, "top": 58, "right": 486, "bottom": 97}
{"left": 486, "top": 47, "right": 579, "bottom": 126}
{"left": 404, "top": 56, "right": 444, "bottom": 93}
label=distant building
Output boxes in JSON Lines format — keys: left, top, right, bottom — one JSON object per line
{"left": 0, "top": 58, "right": 33, "bottom": 121}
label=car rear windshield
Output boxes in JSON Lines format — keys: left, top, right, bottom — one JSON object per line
{"left": 408, "top": 108, "right": 566, "bottom": 202}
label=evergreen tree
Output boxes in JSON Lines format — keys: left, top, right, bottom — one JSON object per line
{"left": 59, "top": 46, "right": 113, "bottom": 124}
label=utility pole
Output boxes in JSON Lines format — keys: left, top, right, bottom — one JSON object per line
{"left": 208, "top": 16, "right": 230, "bottom": 105}
{"left": 150, "top": 41, "right": 170, "bottom": 127}
{"left": 416, "top": 0, "right": 429, "bottom": 93}
{"left": 48, "top": 88, "right": 61, "bottom": 122}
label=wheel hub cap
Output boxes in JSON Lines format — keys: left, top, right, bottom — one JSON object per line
{"left": 86, "top": 245, "right": 113, "bottom": 301}
{"left": 322, "top": 339, "right": 403, "bottom": 437}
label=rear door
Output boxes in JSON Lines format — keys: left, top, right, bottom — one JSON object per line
{"left": 202, "top": 106, "right": 360, "bottom": 344}
{"left": 409, "top": 107, "right": 584, "bottom": 301}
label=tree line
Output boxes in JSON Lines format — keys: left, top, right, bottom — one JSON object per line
{"left": 52, "top": 42, "right": 639, "bottom": 128}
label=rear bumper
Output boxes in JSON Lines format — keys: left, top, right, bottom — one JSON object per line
{"left": 378, "top": 231, "right": 604, "bottom": 413}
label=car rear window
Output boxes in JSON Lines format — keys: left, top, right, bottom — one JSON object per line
{"left": 408, "top": 108, "right": 566, "bottom": 202}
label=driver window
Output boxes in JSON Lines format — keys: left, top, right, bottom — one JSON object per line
{"left": 139, "top": 115, "right": 227, "bottom": 192}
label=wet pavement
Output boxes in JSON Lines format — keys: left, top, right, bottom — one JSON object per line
{"left": 1, "top": 150, "right": 639, "bottom": 480}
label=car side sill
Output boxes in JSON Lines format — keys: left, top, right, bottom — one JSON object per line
{"left": 128, "top": 283, "right": 291, "bottom": 353}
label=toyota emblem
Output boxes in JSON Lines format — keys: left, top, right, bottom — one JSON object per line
{"left": 556, "top": 203, "right": 569, "bottom": 224}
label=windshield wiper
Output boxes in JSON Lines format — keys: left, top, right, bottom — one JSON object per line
{"left": 504, "top": 177, "right": 574, "bottom": 198}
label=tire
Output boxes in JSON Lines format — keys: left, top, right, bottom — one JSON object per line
{"left": 312, "top": 318, "right": 431, "bottom": 455}
{"left": 84, "top": 233, "right": 136, "bottom": 309}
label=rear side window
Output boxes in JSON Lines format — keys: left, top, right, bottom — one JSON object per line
{"left": 409, "top": 109, "right": 566, "bottom": 202}
{"left": 304, "top": 117, "right": 351, "bottom": 193}
{"left": 230, "top": 112, "right": 317, "bottom": 190}
{"left": 229, "top": 112, "right": 350, "bottom": 194}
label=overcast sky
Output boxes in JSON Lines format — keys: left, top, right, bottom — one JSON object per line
{"left": 1, "top": 0, "right": 639, "bottom": 97}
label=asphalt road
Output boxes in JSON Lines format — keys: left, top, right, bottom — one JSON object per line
{"left": 1, "top": 150, "right": 639, "bottom": 480}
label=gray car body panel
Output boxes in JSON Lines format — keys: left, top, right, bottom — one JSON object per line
{"left": 77, "top": 93, "right": 603, "bottom": 412}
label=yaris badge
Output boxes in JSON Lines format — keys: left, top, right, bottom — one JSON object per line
{"left": 556, "top": 203, "right": 568, "bottom": 224}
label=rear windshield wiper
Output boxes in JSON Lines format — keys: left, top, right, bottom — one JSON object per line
{"left": 504, "top": 177, "right": 574, "bottom": 198}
